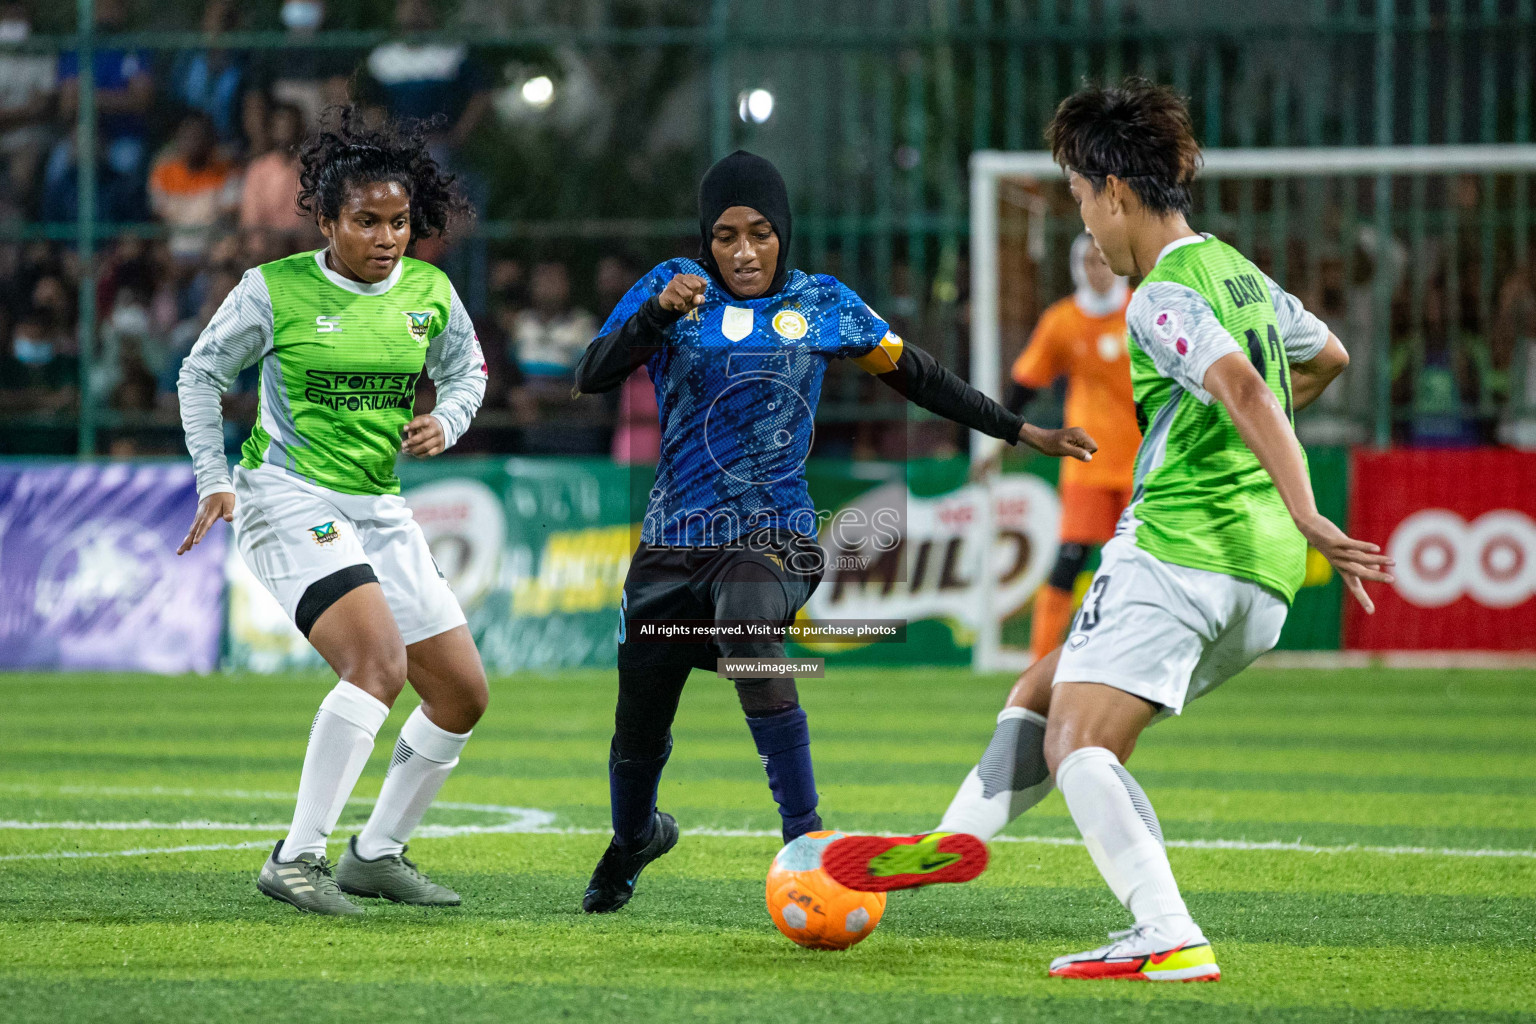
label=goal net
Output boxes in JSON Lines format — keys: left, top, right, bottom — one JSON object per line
{"left": 968, "top": 145, "right": 1536, "bottom": 672}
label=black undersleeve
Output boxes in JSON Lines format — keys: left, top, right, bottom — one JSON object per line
{"left": 875, "top": 340, "right": 1027, "bottom": 443}
{"left": 1004, "top": 382, "right": 1039, "bottom": 415}
{"left": 573, "top": 296, "right": 681, "bottom": 395}
{"left": 295, "top": 563, "right": 379, "bottom": 637}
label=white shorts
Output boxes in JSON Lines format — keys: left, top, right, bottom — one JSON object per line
{"left": 1053, "top": 536, "right": 1288, "bottom": 715}
{"left": 231, "top": 464, "right": 466, "bottom": 646}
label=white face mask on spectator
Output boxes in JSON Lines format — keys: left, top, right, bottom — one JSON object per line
{"left": 0, "top": 18, "right": 29, "bottom": 42}
{"left": 280, "top": 1, "right": 323, "bottom": 30}
{"left": 14, "top": 336, "right": 54, "bottom": 365}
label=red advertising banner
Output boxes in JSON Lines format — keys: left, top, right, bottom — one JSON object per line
{"left": 1346, "top": 449, "right": 1536, "bottom": 650}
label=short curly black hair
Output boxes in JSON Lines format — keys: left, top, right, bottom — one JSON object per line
{"left": 1047, "top": 79, "right": 1202, "bottom": 217}
{"left": 296, "top": 106, "right": 473, "bottom": 242}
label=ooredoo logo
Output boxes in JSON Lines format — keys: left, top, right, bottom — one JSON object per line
{"left": 1387, "top": 509, "right": 1535, "bottom": 609}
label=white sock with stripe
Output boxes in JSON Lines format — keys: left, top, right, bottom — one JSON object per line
{"left": 936, "top": 706, "right": 1054, "bottom": 841}
{"left": 1055, "top": 745, "right": 1195, "bottom": 937}
{"left": 279, "top": 681, "right": 391, "bottom": 862}
{"left": 354, "top": 706, "right": 471, "bottom": 861}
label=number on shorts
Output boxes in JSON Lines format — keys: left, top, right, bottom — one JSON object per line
{"left": 1076, "top": 574, "right": 1112, "bottom": 632}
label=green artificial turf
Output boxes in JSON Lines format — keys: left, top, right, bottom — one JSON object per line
{"left": 1, "top": 667, "right": 1533, "bottom": 1023}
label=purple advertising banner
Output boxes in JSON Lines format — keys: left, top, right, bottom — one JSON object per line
{"left": 0, "top": 462, "right": 225, "bottom": 672}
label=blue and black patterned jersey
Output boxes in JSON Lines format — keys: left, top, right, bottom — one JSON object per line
{"left": 600, "top": 258, "right": 891, "bottom": 546}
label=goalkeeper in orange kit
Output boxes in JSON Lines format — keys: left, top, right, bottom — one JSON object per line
{"left": 1007, "top": 233, "right": 1140, "bottom": 661}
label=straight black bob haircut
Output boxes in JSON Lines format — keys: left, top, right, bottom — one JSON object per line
{"left": 1046, "top": 78, "right": 1203, "bottom": 218}
{"left": 297, "top": 106, "right": 472, "bottom": 243}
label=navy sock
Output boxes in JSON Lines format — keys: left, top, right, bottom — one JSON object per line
{"left": 609, "top": 736, "right": 671, "bottom": 848}
{"left": 744, "top": 706, "right": 821, "bottom": 843}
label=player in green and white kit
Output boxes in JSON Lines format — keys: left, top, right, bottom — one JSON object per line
{"left": 177, "top": 111, "right": 489, "bottom": 915}
{"left": 821, "top": 81, "right": 1395, "bottom": 980}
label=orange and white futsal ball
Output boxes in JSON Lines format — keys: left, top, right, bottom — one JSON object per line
{"left": 765, "top": 830, "right": 887, "bottom": 950}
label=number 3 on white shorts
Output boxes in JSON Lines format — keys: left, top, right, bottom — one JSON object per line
{"left": 1076, "top": 574, "right": 1113, "bottom": 632}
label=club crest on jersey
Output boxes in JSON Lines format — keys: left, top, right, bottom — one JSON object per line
{"left": 1151, "top": 309, "right": 1181, "bottom": 346}
{"left": 772, "top": 309, "right": 808, "bottom": 340}
{"left": 309, "top": 521, "right": 340, "bottom": 546}
{"left": 402, "top": 311, "right": 434, "bottom": 345}
{"left": 722, "top": 306, "right": 754, "bottom": 341}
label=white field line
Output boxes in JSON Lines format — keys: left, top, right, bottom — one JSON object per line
{"left": 1000, "top": 834, "right": 1536, "bottom": 859}
{"left": 547, "top": 828, "right": 1536, "bottom": 860}
{"left": 0, "top": 841, "right": 274, "bottom": 862}
{"left": 0, "top": 820, "right": 290, "bottom": 831}
{"left": 0, "top": 794, "right": 558, "bottom": 862}
{"left": 2, "top": 792, "right": 1533, "bottom": 862}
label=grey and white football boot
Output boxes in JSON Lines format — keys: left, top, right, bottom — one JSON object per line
{"left": 256, "top": 840, "right": 365, "bottom": 916}
{"left": 334, "top": 835, "right": 462, "bottom": 906}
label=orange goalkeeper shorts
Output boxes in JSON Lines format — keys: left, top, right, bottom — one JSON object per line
{"left": 1058, "top": 482, "right": 1132, "bottom": 546}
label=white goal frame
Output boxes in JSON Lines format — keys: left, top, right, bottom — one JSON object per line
{"left": 968, "top": 144, "right": 1536, "bottom": 673}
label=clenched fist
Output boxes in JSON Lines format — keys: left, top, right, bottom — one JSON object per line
{"left": 658, "top": 274, "right": 708, "bottom": 314}
{"left": 1020, "top": 423, "right": 1098, "bottom": 462}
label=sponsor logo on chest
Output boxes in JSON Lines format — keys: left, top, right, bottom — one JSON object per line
{"left": 302, "top": 369, "right": 420, "bottom": 411}
{"left": 309, "top": 311, "right": 435, "bottom": 349}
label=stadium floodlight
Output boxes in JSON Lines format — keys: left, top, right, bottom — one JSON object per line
{"left": 521, "top": 75, "right": 555, "bottom": 108}
{"left": 968, "top": 144, "right": 1536, "bottom": 673}
{"left": 738, "top": 88, "right": 774, "bottom": 124}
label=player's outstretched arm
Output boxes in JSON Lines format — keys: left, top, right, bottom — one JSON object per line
{"left": 1288, "top": 332, "right": 1349, "bottom": 412}
{"left": 1203, "top": 353, "right": 1395, "bottom": 611}
{"left": 573, "top": 273, "right": 705, "bottom": 395}
{"left": 1003, "top": 383, "right": 1039, "bottom": 415}
{"left": 870, "top": 340, "right": 1096, "bottom": 461}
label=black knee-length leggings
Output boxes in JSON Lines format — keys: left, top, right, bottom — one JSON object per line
{"left": 613, "top": 531, "right": 824, "bottom": 760}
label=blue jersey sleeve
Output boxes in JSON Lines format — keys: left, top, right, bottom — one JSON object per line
{"left": 598, "top": 263, "right": 676, "bottom": 335}
{"left": 828, "top": 278, "right": 892, "bottom": 359}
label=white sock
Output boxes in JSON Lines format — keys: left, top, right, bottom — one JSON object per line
{"left": 937, "top": 707, "right": 1054, "bottom": 841}
{"left": 354, "top": 706, "right": 471, "bottom": 861}
{"left": 1055, "top": 746, "right": 1194, "bottom": 934}
{"left": 279, "top": 681, "right": 391, "bottom": 862}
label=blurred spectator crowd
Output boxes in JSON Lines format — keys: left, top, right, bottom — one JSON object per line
{"left": 1, "top": 0, "right": 1533, "bottom": 459}
{"left": 0, "top": 0, "right": 665, "bottom": 459}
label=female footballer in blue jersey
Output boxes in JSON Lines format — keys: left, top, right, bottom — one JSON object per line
{"left": 571, "top": 150, "right": 1096, "bottom": 912}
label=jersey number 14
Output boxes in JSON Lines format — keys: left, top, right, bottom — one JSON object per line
{"left": 1243, "top": 324, "right": 1293, "bottom": 422}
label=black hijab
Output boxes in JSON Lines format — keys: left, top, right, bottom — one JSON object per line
{"left": 697, "top": 150, "right": 792, "bottom": 299}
